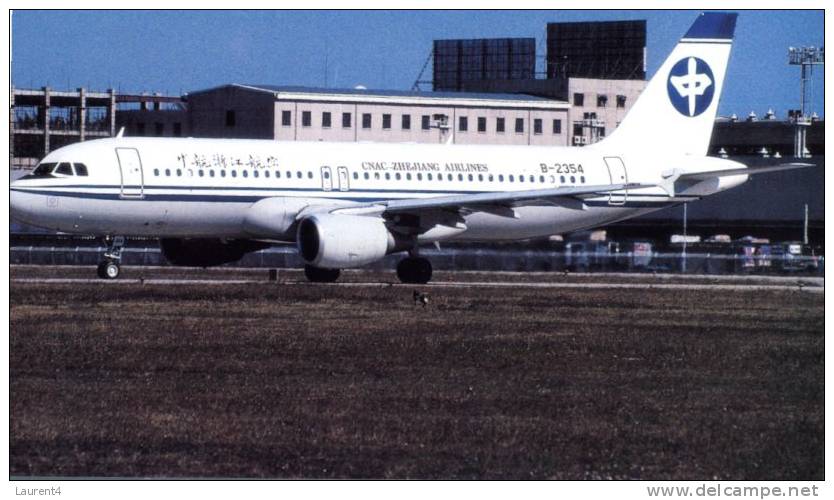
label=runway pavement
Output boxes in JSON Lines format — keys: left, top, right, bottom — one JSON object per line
{"left": 10, "top": 276, "right": 824, "bottom": 293}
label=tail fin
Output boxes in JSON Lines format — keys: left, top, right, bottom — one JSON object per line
{"left": 596, "top": 12, "right": 737, "bottom": 156}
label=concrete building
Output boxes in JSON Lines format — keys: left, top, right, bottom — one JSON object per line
{"left": 10, "top": 86, "right": 183, "bottom": 172}
{"left": 567, "top": 78, "right": 646, "bottom": 145}
{"left": 185, "top": 84, "right": 572, "bottom": 146}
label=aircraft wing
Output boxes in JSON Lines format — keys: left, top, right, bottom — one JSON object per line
{"left": 332, "top": 182, "right": 653, "bottom": 217}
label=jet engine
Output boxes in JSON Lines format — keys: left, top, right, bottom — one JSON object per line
{"left": 297, "top": 214, "right": 395, "bottom": 268}
{"left": 160, "top": 238, "right": 270, "bottom": 267}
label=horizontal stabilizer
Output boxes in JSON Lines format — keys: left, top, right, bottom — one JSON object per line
{"left": 676, "top": 162, "right": 815, "bottom": 181}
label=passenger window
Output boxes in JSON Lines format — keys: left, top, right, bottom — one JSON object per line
{"left": 417, "top": 173, "right": 422, "bottom": 181}
{"left": 539, "top": 175, "right": 545, "bottom": 183}
{"left": 296, "top": 171, "right": 302, "bottom": 179}
{"left": 221, "top": 170, "right": 226, "bottom": 177}
{"left": 457, "top": 174, "right": 463, "bottom": 181}
{"left": 427, "top": 173, "right": 433, "bottom": 181}
{"left": 570, "top": 176, "right": 576, "bottom": 183}
{"left": 395, "top": 173, "right": 401, "bottom": 180}
{"left": 560, "top": 176, "right": 565, "bottom": 184}
{"left": 364, "top": 172, "right": 369, "bottom": 180}
{"left": 176, "top": 169, "right": 182, "bottom": 176}
{"left": 488, "top": 175, "right": 494, "bottom": 182}
{"left": 468, "top": 174, "right": 473, "bottom": 181}
{"left": 308, "top": 172, "right": 313, "bottom": 179}
{"left": 385, "top": 173, "right": 390, "bottom": 180}
{"left": 581, "top": 176, "right": 586, "bottom": 183}
{"left": 198, "top": 170, "right": 204, "bottom": 177}
{"left": 154, "top": 168, "right": 160, "bottom": 177}
{"left": 253, "top": 170, "right": 259, "bottom": 178}
{"left": 55, "top": 163, "right": 73, "bottom": 176}
{"left": 406, "top": 173, "right": 411, "bottom": 181}
{"left": 265, "top": 171, "right": 270, "bottom": 178}
{"left": 210, "top": 170, "right": 215, "bottom": 177}
{"left": 243, "top": 170, "right": 248, "bottom": 178}
{"left": 478, "top": 174, "right": 483, "bottom": 182}
{"left": 231, "top": 170, "right": 237, "bottom": 178}
{"left": 74, "top": 163, "right": 89, "bottom": 176}
{"left": 509, "top": 175, "right": 514, "bottom": 182}
{"left": 374, "top": 172, "right": 380, "bottom": 180}
{"left": 165, "top": 169, "right": 171, "bottom": 176}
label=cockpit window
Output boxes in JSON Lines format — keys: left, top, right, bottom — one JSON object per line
{"left": 54, "top": 163, "right": 73, "bottom": 176}
{"left": 31, "top": 162, "right": 57, "bottom": 177}
{"left": 74, "top": 163, "right": 89, "bottom": 176}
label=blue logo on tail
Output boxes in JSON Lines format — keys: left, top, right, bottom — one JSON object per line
{"left": 667, "top": 57, "right": 715, "bottom": 117}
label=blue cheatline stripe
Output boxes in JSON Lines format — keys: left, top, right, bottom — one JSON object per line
{"left": 683, "top": 12, "right": 737, "bottom": 40}
{"left": 12, "top": 187, "right": 688, "bottom": 207}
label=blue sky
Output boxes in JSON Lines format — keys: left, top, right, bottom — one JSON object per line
{"left": 11, "top": 9, "right": 824, "bottom": 118}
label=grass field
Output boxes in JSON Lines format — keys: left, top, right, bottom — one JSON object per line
{"left": 10, "top": 268, "right": 824, "bottom": 479}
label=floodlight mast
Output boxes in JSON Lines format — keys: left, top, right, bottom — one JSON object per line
{"left": 788, "top": 46, "right": 824, "bottom": 118}
{"left": 788, "top": 46, "right": 823, "bottom": 158}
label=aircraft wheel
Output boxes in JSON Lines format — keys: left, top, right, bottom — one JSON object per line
{"left": 396, "top": 257, "right": 432, "bottom": 284}
{"left": 97, "top": 260, "right": 121, "bottom": 280}
{"left": 304, "top": 265, "right": 341, "bottom": 283}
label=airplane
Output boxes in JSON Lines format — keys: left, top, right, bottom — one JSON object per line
{"left": 10, "top": 12, "right": 812, "bottom": 283}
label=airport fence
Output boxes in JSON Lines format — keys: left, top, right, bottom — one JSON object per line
{"left": 9, "top": 245, "right": 824, "bottom": 276}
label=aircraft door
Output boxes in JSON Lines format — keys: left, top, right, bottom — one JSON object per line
{"left": 116, "top": 148, "right": 144, "bottom": 198}
{"left": 603, "top": 156, "right": 628, "bottom": 206}
{"left": 337, "top": 166, "right": 349, "bottom": 192}
{"left": 321, "top": 166, "right": 333, "bottom": 191}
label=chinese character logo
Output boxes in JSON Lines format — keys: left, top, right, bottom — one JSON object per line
{"left": 667, "top": 57, "right": 715, "bottom": 117}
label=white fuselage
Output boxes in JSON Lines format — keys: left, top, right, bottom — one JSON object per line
{"left": 9, "top": 136, "right": 746, "bottom": 242}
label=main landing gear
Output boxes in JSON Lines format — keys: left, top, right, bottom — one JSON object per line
{"left": 396, "top": 256, "right": 433, "bottom": 284}
{"left": 97, "top": 236, "right": 125, "bottom": 280}
{"left": 304, "top": 264, "right": 341, "bottom": 283}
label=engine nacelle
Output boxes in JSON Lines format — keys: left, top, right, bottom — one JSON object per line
{"left": 160, "top": 238, "right": 270, "bottom": 267}
{"left": 297, "top": 214, "right": 393, "bottom": 268}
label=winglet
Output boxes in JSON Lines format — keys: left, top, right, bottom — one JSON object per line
{"left": 682, "top": 12, "right": 738, "bottom": 41}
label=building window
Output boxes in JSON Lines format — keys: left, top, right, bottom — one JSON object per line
{"left": 225, "top": 110, "right": 236, "bottom": 127}
{"left": 459, "top": 116, "right": 468, "bottom": 132}
{"left": 597, "top": 94, "right": 608, "bottom": 108}
{"left": 421, "top": 115, "right": 430, "bottom": 130}
{"left": 552, "top": 119, "right": 562, "bottom": 134}
{"left": 154, "top": 122, "right": 164, "bottom": 136}
{"left": 573, "top": 123, "right": 584, "bottom": 137}
{"left": 342, "top": 112, "right": 352, "bottom": 128}
{"left": 496, "top": 117, "right": 505, "bottom": 133}
{"left": 515, "top": 118, "right": 524, "bottom": 134}
{"left": 173, "top": 122, "right": 182, "bottom": 137}
{"left": 322, "top": 112, "right": 331, "bottom": 128}
{"left": 600, "top": 127, "right": 606, "bottom": 138}
{"left": 362, "top": 113, "right": 372, "bottom": 129}
{"left": 402, "top": 114, "right": 411, "bottom": 130}
{"left": 382, "top": 114, "right": 391, "bottom": 129}
{"left": 616, "top": 95, "right": 627, "bottom": 108}
{"left": 477, "top": 117, "right": 486, "bottom": 132}
{"left": 533, "top": 119, "right": 542, "bottom": 135}
{"left": 573, "top": 93, "right": 584, "bottom": 107}
{"left": 302, "top": 111, "right": 311, "bottom": 127}
{"left": 281, "top": 110, "right": 292, "bottom": 126}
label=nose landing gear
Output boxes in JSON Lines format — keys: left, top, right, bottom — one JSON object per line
{"left": 396, "top": 256, "right": 433, "bottom": 284}
{"left": 97, "top": 236, "right": 125, "bottom": 279}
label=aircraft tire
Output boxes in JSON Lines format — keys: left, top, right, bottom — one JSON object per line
{"left": 304, "top": 265, "right": 341, "bottom": 283}
{"left": 396, "top": 257, "right": 432, "bottom": 284}
{"left": 97, "top": 260, "right": 121, "bottom": 280}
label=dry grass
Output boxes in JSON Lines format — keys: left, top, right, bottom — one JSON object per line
{"left": 10, "top": 271, "right": 824, "bottom": 479}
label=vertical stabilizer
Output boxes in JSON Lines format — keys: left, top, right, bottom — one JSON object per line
{"left": 596, "top": 12, "right": 737, "bottom": 156}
